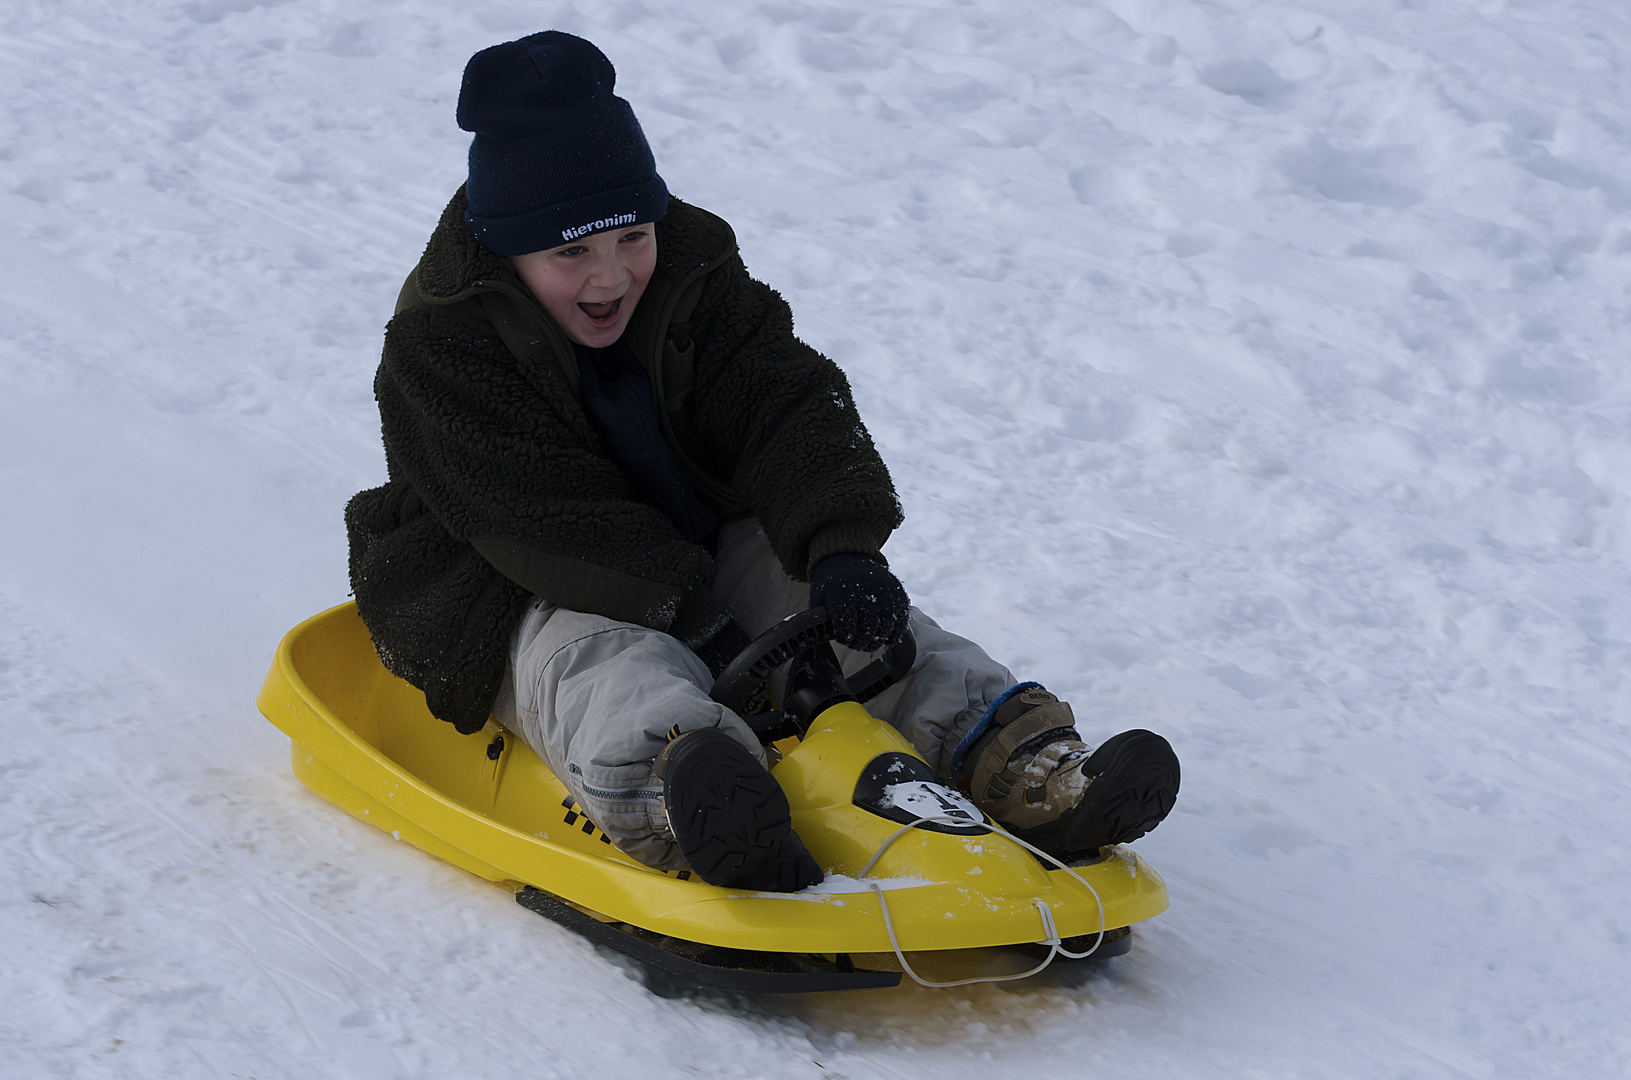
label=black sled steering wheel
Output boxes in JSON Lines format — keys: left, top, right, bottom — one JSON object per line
{"left": 708, "top": 606, "right": 916, "bottom": 744}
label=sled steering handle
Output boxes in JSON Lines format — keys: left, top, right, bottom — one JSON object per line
{"left": 708, "top": 607, "right": 917, "bottom": 742}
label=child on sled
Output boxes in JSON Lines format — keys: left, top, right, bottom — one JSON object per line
{"left": 347, "top": 31, "right": 1179, "bottom": 891}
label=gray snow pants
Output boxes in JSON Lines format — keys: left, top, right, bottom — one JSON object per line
{"left": 491, "top": 519, "right": 1016, "bottom": 870}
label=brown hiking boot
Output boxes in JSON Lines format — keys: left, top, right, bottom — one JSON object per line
{"left": 960, "top": 685, "right": 1180, "bottom": 858}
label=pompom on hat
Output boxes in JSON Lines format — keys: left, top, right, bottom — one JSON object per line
{"left": 457, "top": 31, "right": 669, "bottom": 256}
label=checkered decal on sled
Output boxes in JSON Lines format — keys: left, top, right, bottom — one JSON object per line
{"left": 560, "top": 796, "right": 613, "bottom": 843}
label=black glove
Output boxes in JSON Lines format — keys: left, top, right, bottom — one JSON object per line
{"left": 809, "top": 552, "right": 910, "bottom": 652}
{"left": 693, "top": 619, "right": 754, "bottom": 680}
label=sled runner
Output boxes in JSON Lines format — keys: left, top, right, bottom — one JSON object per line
{"left": 257, "top": 602, "right": 1169, "bottom": 994}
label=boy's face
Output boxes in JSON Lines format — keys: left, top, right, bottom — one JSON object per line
{"left": 511, "top": 225, "right": 657, "bottom": 348}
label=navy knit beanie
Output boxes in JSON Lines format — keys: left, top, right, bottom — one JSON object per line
{"left": 457, "top": 32, "right": 669, "bottom": 256}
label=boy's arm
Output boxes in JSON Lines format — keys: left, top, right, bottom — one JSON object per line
{"left": 685, "top": 256, "right": 904, "bottom": 580}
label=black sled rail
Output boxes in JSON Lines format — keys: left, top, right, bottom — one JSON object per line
{"left": 516, "top": 886, "right": 902, "bottom": 996}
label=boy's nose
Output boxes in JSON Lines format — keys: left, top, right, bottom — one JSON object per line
{"left": 585, "top": 259, "right": 628, "bottom": 289}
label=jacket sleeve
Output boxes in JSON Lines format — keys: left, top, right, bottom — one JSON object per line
{"left": 346, "top": 478, "right": 527, "bottom": 733}
{"left": 683, "top": 255, "right": 903, "bottom": 579}
{"left": 375, "top": 307, "right": 716, "bottom": 630}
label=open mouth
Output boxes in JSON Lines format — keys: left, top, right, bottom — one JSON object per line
{"left": 578, "top": 297, "right": 623, "bottom": 327}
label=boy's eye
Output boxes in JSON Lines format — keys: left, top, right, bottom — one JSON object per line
{"left": 558, "top": 245, "right": 587, "bottom": 257}
{"left": 619, "top": 229, "right": 649, "bottom": 243}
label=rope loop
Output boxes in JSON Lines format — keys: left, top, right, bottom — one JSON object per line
{"left": 858, "top": 814, "right": 1109, "bottom": 988}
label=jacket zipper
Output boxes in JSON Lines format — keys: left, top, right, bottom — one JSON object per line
{"left": 648, "top": 259, "right": 739, "bottom": 507}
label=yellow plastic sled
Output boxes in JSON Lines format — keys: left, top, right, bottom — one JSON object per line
{"left": 258, "top": 602, "right": 1169, "bottom": 994}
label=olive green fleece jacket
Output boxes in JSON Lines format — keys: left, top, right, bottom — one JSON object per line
{"left": 345, "top": 188, "right": 903, "bottom": 732}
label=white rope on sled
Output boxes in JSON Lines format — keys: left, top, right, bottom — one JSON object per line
{"left": 858, "top": 814, "right": 1108, "bottom": 989}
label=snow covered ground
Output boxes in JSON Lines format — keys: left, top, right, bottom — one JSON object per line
{"left": 3, "top": 0, "right": 1629, "bottom": 1074}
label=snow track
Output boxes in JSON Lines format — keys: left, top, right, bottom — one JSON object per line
{"left": 2, "top": 0, "right": 1628, "bottom": 1075}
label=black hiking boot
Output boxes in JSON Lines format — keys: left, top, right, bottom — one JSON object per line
{"left": 654, "top": 728, "right": 823, "bottom": 892}
{"left": 961, "top": 686, "right": 1180, "bottom": 859}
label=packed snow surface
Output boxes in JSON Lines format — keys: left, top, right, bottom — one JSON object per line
{"left": 3, "top": 0, "right": 1629, "bottom": 1075}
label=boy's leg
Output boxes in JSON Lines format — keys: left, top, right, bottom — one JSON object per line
{"left": 708, "top": 520, "right": 1179, "bottom": 855}
{"left": 849, "top": 610, "right": 1016, "bottom": 776}
{"left": 708, "top": 520, "right": 1014, "bottom": 777}
{"left": 492, "top": 597, "right": 766, "bottom": 871}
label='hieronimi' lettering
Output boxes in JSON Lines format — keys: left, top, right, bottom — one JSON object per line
{"left": 561, "top": 213, "right": 638, "bottom": 242}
